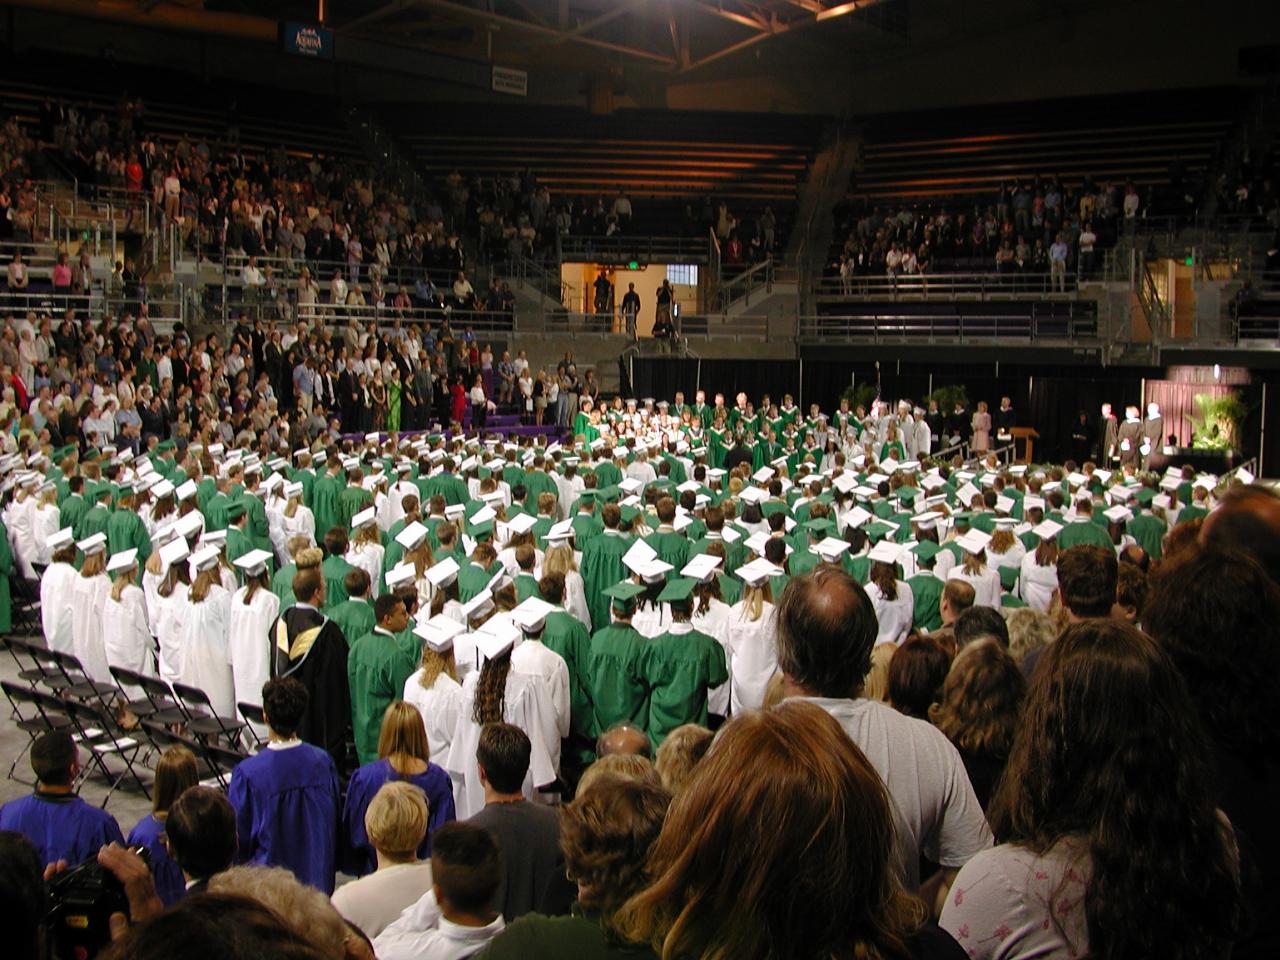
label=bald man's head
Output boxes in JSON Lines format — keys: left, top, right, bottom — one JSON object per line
{"left": 1201, "top": 485, "right": 1280, "bottom": 585}
{"left": 596, "top": 723, "right": 652, "bottom": 760}
{"left": 776, "top": 568, "right": 879, "bottom": 698}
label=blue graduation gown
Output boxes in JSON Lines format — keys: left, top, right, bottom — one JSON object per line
{"left": 127, "top": 813, "right": 186, "bottom": 906}
{"left": 0, "top": 792, "right": 124, "bottom": 867}
{"left": 341, "top": 757, "right": 457, "bottom": 876}
{"left": 228, "top": 742, "right": 341, "bottom": 893}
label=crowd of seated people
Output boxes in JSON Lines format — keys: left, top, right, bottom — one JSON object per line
{"left": 825, "top": 176, "right": 1152, "bottom": 290}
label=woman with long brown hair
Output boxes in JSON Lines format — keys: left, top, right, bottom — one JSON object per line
{"left": 866, "top": 550, "right": 915, "bottom": 646}
{"left": 929, "top": 641, "right": 1025, "bottom": 810}
{"left": 616, "top": 700, "right": 946, "bottom": 960}
{"left": 940, "top": 620, "right": 1240, "bottom": 959}
{"left": 445, "top": 620, "right": 557, "bottom": 819}
{"left": 342, "top": 701, "right": 456, "bottom": 877}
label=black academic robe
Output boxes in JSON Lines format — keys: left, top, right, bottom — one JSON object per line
{"left": 272, "top": 605, "right": 352, "bottom": 775}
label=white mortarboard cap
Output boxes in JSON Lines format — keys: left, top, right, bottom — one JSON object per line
{"left": 470, "top": 506, "right": 497, "bottom": 526}
{"left": 461, "top": 588, "right": 494, "bottom": 620}
{"left": 844, "top": 506, "right": 873, "bottom": 529}
{"left": 395, "top": 521, "right": 429, "bottom": 551}
{"left": 994, "top": 517, "right": 1018, "bottom": 530}
{"left": 232, "top": 549, "right": 274, "bottom": 577}
{"left": 176, "top": 480, "right": 198, "bottom": 502}
{"left": 1033, "top": 520, "right": 1063, "bottom": 540}
{"left": 474, "top": 617, "right": 520, "bottom": 660}
{"left": 426, "top": 557, "right": 460, "bottom": 587}
{"left": 284, "top": 481, "right": 304, "bottom": 498}
{"left": 955, "top": 483, "right": 980, "bottom": 505}
{"left": 911, "top": 512, "right": 940, "bottom": 530}
{"left": 351, "top": 507, "right": 377, "bottom": 530}
{"left": 680, "top": 554, "right": 722, "bottom": 582}
{"left": 1093, "top": 469, "right": 1113, "bottom": 484}
{"left": 1103, "top": 505, "right": 1131, "bottom": 524}
{"left": 1159, "top": 475, "right": 1182, "bottom": 491}
{"left": 47, "top": 527, "right": 75, "bottom": 551}
{"left": 510, "top": 596, "right": 556, "bottom": 633}
{"left": 672, "top": 513, "right": 694, "bottom": 533}
{"left": 867, "top": 540, "right": 903, "bottom": 565}
{"left": 175, "top": 512, "right": 204, "bottom": 539}
{"left": 505, "top": 513, "right": 538, "bottom": 536}
{"left": 995, "top": 496, "right": 1015, "bottom": 515}
{"left": 77, "top": 533, "right": 107, "bottom": 556}
{"left": 150, "top": 478, "right": 176, "bottom": 500}
{"left": 384, "top": 562, "right": 417, "bottom": 590}
{"left": 720, "top": 527, "right": 742, "bottom": 543}
{"left": 201, "top": 529, "right": 228, "bottom": 547}
{"left": 190, "top": 545, "right": 221, "bottom": 573}
{"left": 738, "top": 486, "right": 767, "bottom": 504}
{"left": 752, "top": 467, "right": 775, "bottom": 483}
{"left": 159, "top": 537, "right": 190, "bottom": 568}
{"left": 106, "top": 548, "right": 138, "bottom": 574}
{"left": 879, "top": 458, "right": 899, "bottom": 473}
{"left": 545, "top": 520, "right": 574, "bottom": 543}
{"left": 814, "top": 537, "right": 851, "bottom": 562}
{"left": 1067, "top": 472, "right": 1088, "bottom": 487}
{"left": 444, "top": 503, "right": 467, "bottom": 520}
{"left": 622, "top": 539, "right": 658, "bottom": 572}
{"left": 1022, "top": 496, "right": 1045, "bottom": 513}
{"left": 736, "top": 557, "right": 781, "bottom": 587}
{"left": 618, "top": 477, "right": 643, "bottom": 495}
{"left": 955, "top": 530, "right": 992, "bottom": 554}
{"left": 1153, "top": 494, "right": 1172, "bottom": 510}
{"left": 415, "top": 615, "right": 466, "bottom": 653}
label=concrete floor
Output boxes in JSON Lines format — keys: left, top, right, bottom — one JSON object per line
{"left": 2, "top": 636, "right": 160, "bottom": 837}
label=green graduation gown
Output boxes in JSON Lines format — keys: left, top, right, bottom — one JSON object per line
{"left": 580, "top": 531, "right": 632, "bottom": 632}
{"left": 640, "top": 624, "right": 727, "bottom": 746}
{"left": 347, "top": 627, "right": 420, "bottom": 765}
{"left": 543, "top": 609, "right": 596, "bottom": 765}
{"left": 907, "top": 572, "right": 944, "bottom": 633}
{"left": 587, "top": 621, "right": 649, "bottom": 735}
{"left": 328, "top": 597, "right": 376, "bottom": 645}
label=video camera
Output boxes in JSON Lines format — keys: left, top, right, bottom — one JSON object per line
{"left": 45, "top": 845, "right": 149, "bottom": 960}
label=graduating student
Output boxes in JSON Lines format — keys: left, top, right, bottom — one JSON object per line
{"left": 101, "top": 548, "right": 153, "bottom": 690}
{"left": 725, "top": 558, "right": 780, "bottom": 715}
{"left": 1019, "top": 521, "right": 1061, "bottom": 613}
{"left": 446, "top": 614, "right": 557, "bottom": 819}
{"left": 864, "top": 542, "right": 915, "bottom": 647}
{"left": 348, "top": 593, "right": 419, "bottom": 766}
{"left": 0, "top": 731, "right": 124, "bottom": 867}
{"left": 346, "top": 507, "right": 385, "bottom": 599}
{"left": 328, "top": 567, "right": 377, "bottom": 645}
{"left": 227, "top": 549, "right": 281, "bottom": 721}
{"left": 70, "top": 533, "right": 112, "bottom": 682}
{"left": 271, "top": 565, "right": 352, "bottom": 773}
{"left": 40, "top": 527, "right": 78, "bottom": 654}
{"left": 228, "top": 677, "right": 341, "bottom": 893}
{"left": 177, "top": 545, "right": 235, "bottom": 717}
{"left": 536, "top": 571, "right": 596, "bottom": 773}
{"left": 579, "top": 502, "right": 632, "bottom": 631}
{"left": 509, "top": 596, "right": 572, "bottom": 776}
{"left": 587, "top": 581, "right": 651, "bottom": 736}
{"left": 947, "top": 530, "right": 1003, "bottom": 609}
{"left": 343, "top": 701, "right": 455, "bottom": 878}
{"left": 402, "top": 614, "right": 467, "bottom": 767}
{"left": 640, "top": 577, "right": 728, "bottom": 746}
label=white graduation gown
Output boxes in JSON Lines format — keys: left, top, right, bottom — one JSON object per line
{"left": 1019, "top": 555, "right": 1059, "bottom": 613}
{"left": 563, "top": 569, "right": 592, "bottom": 632}
{"left": 725, "top": 601, "right": 778, "bottom": 715}
{"left": 154, "top": 583, "right": 189, "bottom": 685}
{"left": 631, "top": 602, "right": 673, "bottom": 639}
{"left": 947, "top": 567, "right": 1003, "bottom": 609}
{"left": 989, "top": 543, "right": 1026, "bottom": 575}
{"left": 70, "top": 572, "right": 112, "bottom": 682}
{"left": 40, "top": 561, "right": 78, "bottom": 654}
{"left": 446, "top": 668, "right": 557, "bottom": 819}
{"left": 279, "top": 506, "right": 317, "bottom": 561}
{"left": 101, "top": 584, "right": 153, "bottom": 693}
{"left": 12, "top": 496, "right": 38, "bottom": 578}
{"left": 693, "top": 597, "right": 734, "bottom": 716}
{"left": 866, "top": 580, "right": 916, "bottom": 646}
{"left": 346, "top": 543, "right": 385, "bottom": 598}
{"left": 176, "top": 586, "right": 235, "bottom": 717}
{"left": 227, "top": 586, "right": 281, "bottom": 712}
{"left": 511, "top": 638, "right": 571, "bottom": 775}
{"left": 403, "top": 669, "right": 464, "bottom": 768}
{"left": 32, "top": 504, "right": 61, "bottom": 567}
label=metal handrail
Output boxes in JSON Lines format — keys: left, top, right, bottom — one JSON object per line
{"left": 798, "top": 309, "right": 1100, "bottom": 343}
{"left": 814, "top": 271, "right": 1078, "bottom": 300}
{"left": 558, "top": 234, "right": 713, "bottom": 263}
{"left": 718, "top": 257, "right": 775, "bottom": 310}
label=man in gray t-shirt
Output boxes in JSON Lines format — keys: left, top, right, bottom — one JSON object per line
{"left": 466, "top": 723, "right": 562, "bottom": 921}
{"left": 774, "top": 567, "right": 993, "bottom": 895}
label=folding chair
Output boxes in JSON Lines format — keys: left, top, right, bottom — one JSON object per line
{"left": 171, "top": 682, "right": 247, "bottom": 746}
{"left": 109, "top": 667, "right": 163, "bottom": 723}
{"left": 9, "top": 574, "right": 41, "bottom": 635}
{"left": 46, "top": 650, "right": 117, "bottom": 703}
{"left": 141, "top": 720, "right": 232, "bottom": 791}
{"left": 2, "top": 679, "right": 72, "bottom": 784}
{"left": 60, "top": 698, "right": 151, "bottom": 806}
{"left": 7, "top": 640, "right": 70, "bottom": 691}
{"left": 237, "top": 701, "right": 268, "bottom": 749}
{"left": 134, "top": 675, "right": 190, "bottom": 727}
{"left": 202, "top": 741, "right": 250, "bottom": 791}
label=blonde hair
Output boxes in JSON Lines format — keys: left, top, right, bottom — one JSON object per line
{"left": 109, "top": 567, "right": 136, "bottom": 602}
{"left": 352, "top": 523, "right": 379, "bottom": 548}
{"left": 738, "top": 581, "right": 771, "bottom": 622}
{"left": 1004, "top": 606, "right": 1057, "bottom": 664}
{"left": 189, "top": 568, "right": 219, "bottom": 603}
{"left": 962, "top": 549, "right": 987, "bottom": 576}
{"left": 80, "top": 552, "right": 106, "bottom": 578}
{"left": 377, "top": 701, "right": 431, "bottom": 776}
{"left": 207, "top": 866, "right": 348, "bottom": 960}
{"left": 295, "top": 546, "right": 324, "bottom": 570}
{"left": 542, "top": 542, "right": 578, "bottom": 575}
{"left": 989, "top": 529, "right": 1016, "bottom": 555}
{"left": 578, "top": 754, "right": 663, "bottom": 795}
{"left": 365, "top": 781, "right": 429, "bottom": 861}
{"left": 654, "top": 725, "right": 713, "bottom": 797}
{"left": 284, "top": 493, "right": 302, "bottom": 519}
{"left": 416, "top": 646, "right": 457, "bottom": 691}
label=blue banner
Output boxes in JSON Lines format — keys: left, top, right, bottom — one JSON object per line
{"left": 281, "top": 22, "right": 334, "bottom": 60}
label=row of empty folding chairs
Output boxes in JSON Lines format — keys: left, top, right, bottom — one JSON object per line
{"left": 2, "top": 636, "right": 269, "bottom": 802}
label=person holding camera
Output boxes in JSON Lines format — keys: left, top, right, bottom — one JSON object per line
{"left": 0, "top": 731, "right": 124, "bottom": 869}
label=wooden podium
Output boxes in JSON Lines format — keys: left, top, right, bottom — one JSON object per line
{"left": 1009, "top": 427, "right": 1040, "bottom": 464}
